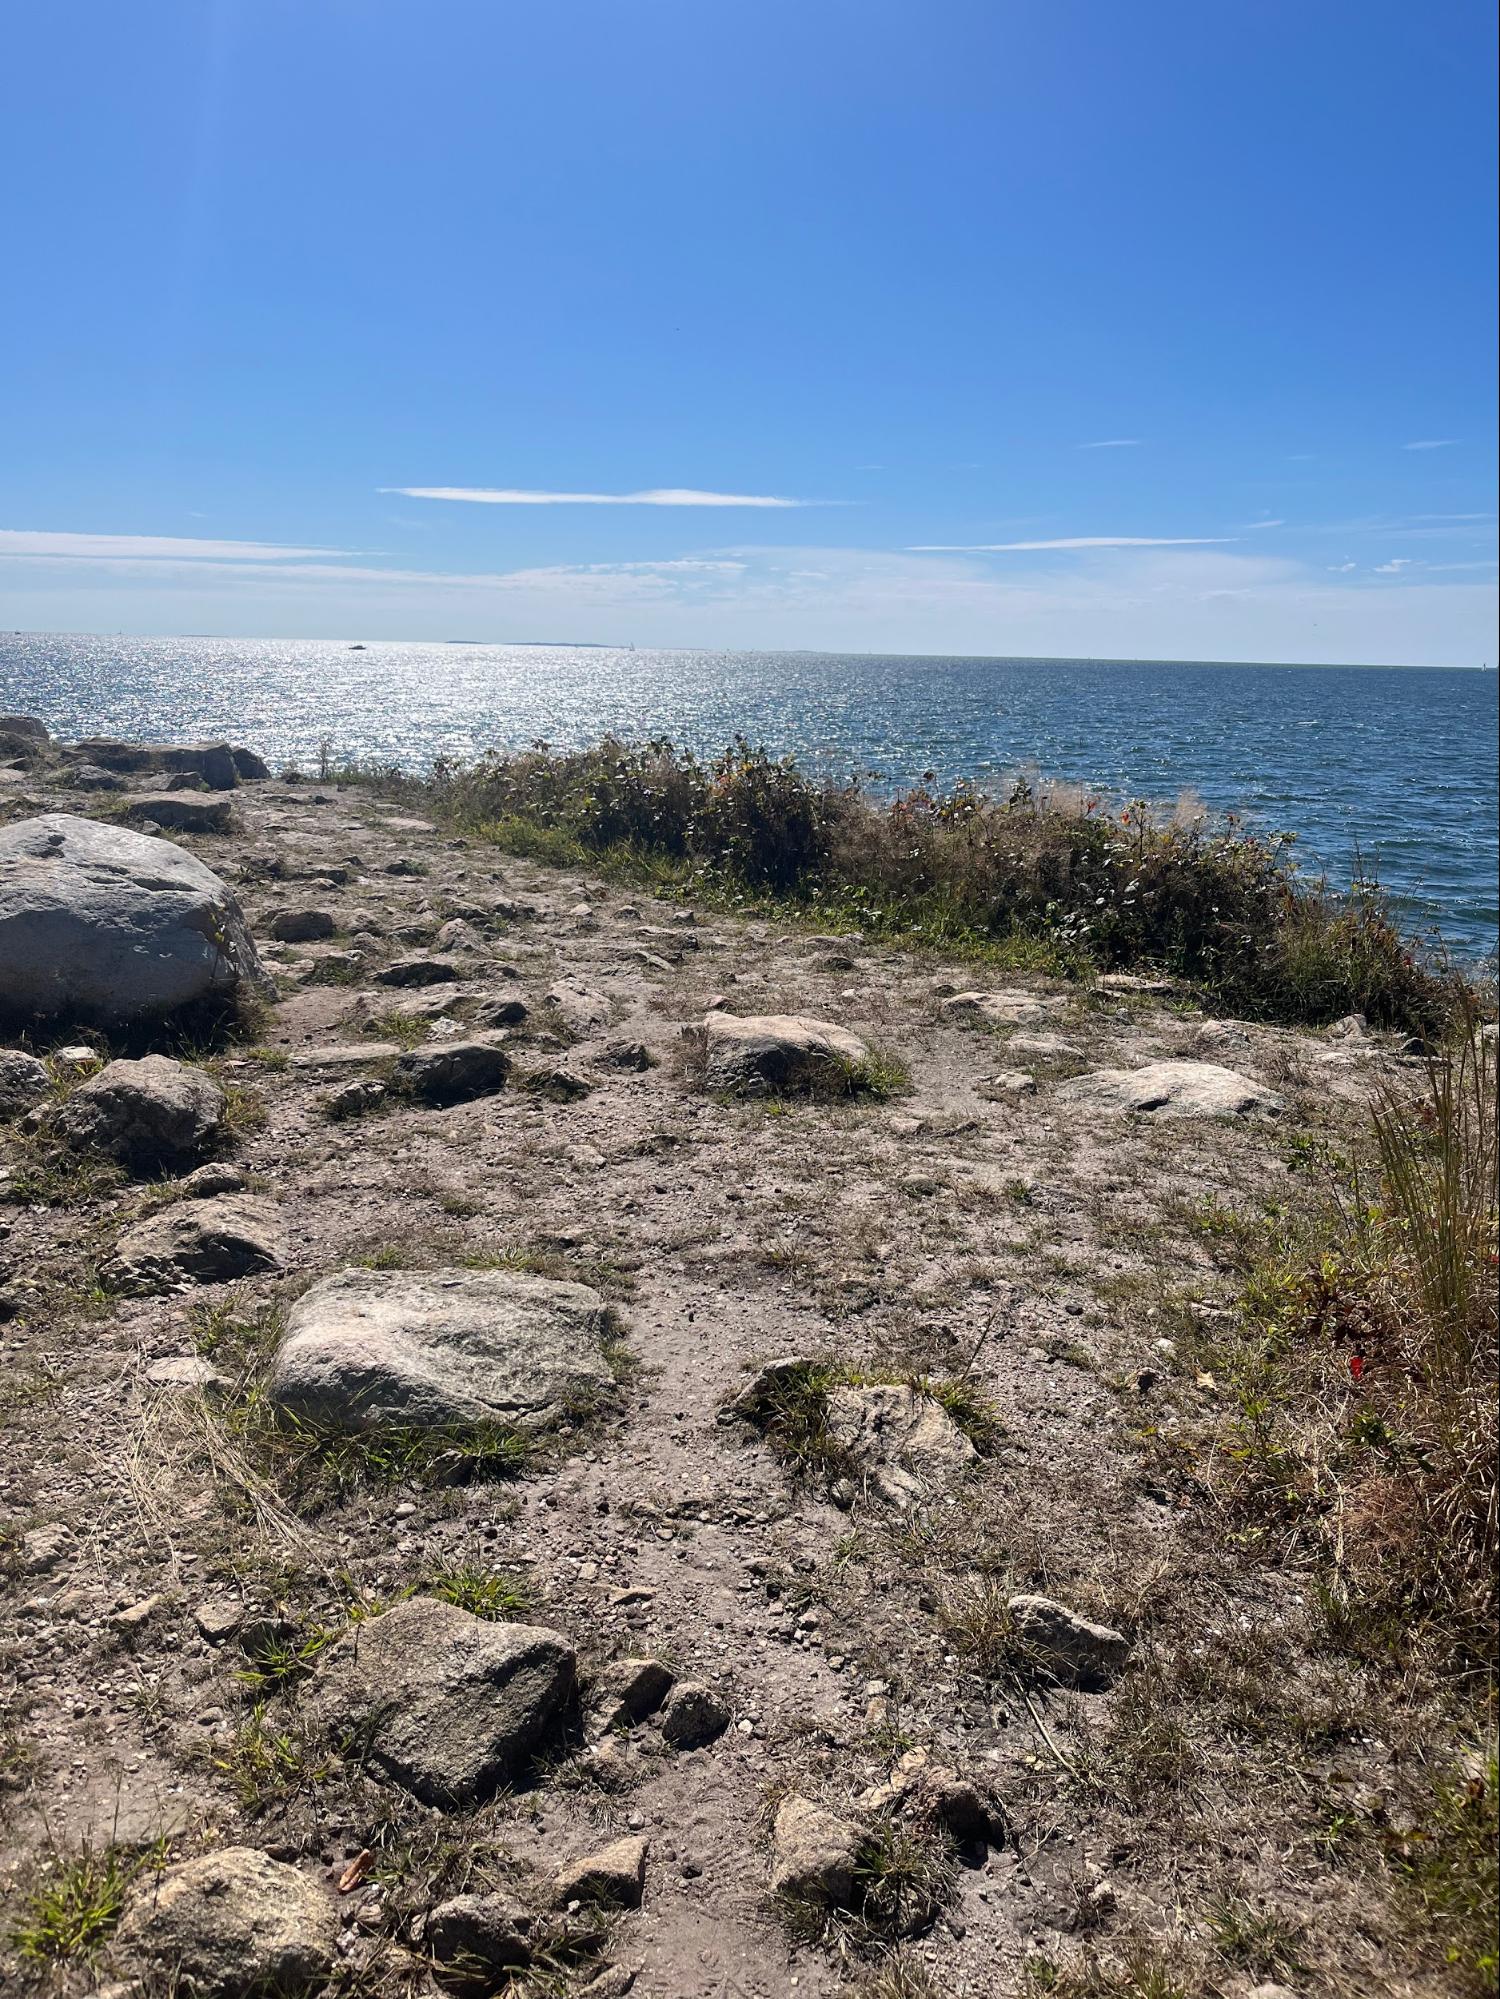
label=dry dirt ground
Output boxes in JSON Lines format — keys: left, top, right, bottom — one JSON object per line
{"left": 0, "top": 772, "right": 1452, "bottom": 1999}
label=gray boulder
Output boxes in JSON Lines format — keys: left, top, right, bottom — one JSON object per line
{"left": 68, "top": 764, "right": 126, "bottom": 792}
{"left": 308, "top": 1595, "right": 576, "bottom": 1806}
{"left": 0, "top": 714, "right": 48, "bottom": 741}
{"left": 50, "top": 1055, "right": 227, "bottom": 1170}
{"left": 700, "top": 1011, "right": 870, "bottom": 1094}
{"left": 0, "top": 813, "right": 265, "bottom": 1023}
{"left": 658, "top": 1680, "right": 730, "bottom": 1749}
{"left": 230, "top": 746, "right": 271, "bottom": 781}
{"left": 1007, "top": 1593, "right": 1130, "bottom": 1688}
{"left": 1061, "top": 1059, "right": 1283, "bottom": 1120}
{"left": 118, "top": 1847, "right": 337, "bottom": 1998}
{"left": 0, "top": 1049, "right": 51, "bottom": 1119}
{"left": 104, "top": 1195, "right": 285, "bottom": 1292}
{"left": 71, "top": 738, "right": 240, "bottom": 790}
{"left": 394, "top": 1038, "right": 510, "bottom": 1105}
{"left": 120, "top": 792, "right": 234, "bottom": 834}
{"left": 269, "top": 1265, "right": 616, "bottom": 1431}
{"left": 824, "top": 1382, "right": 976, "bottom": 1507}
{"left": 375, "top": 954, "right": 461, "bottom": 987}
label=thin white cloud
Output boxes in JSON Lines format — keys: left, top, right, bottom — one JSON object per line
{"left": 1328, "top": 561, "right": 1358, "bottom": 572}
{"left": 0, "top": 528, "right": 341, "bottom": 562}
{"left": 1403, "top": 439, "right": 1458, "bottom": 451}
{"left": 380, "top": 486, "right": 812, "bottom": 508}
{"left": 1374, "top": 558, "right": 1414, "bottom": 573}
{"left": 1076, "top": 438, "right": 1141, "bottom": 449}
{"left": 907, "top": 535, "right": 1236, "bottom": 552}
{"left": 1244, "top": 519, "right": 1286, "bottom": 530}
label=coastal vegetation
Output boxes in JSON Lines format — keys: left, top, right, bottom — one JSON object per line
{"left": 330, "top": 736, "right": 1474, "bottom": 1042}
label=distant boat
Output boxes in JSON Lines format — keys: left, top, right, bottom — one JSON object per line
{"left": 349, "top": 643, "right": 367, "bottom": 650}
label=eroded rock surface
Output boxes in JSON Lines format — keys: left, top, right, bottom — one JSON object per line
{"left": 270, "top": 1265, "right": 617, "bottom": 1430}
{"left": 824, "top": 1381, "right": 977, "bottom": 1507}
{"left": 1061, "top": 1058, "right": 1282, "bottom": 1119}
{"left": 104, "top": 1195, "right": 285, "bottom": 1291}
{"left": 50, "top": 1055, "right": 227, "bottom": 1170}
{"left": 700, "top": 1011, "right": 870, "bottom": 1094}
{"left": 118, "top": 1846, "right": 337, "bottom": 1998}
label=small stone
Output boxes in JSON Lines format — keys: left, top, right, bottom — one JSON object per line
{"left": 593, "top": 1656, "right": 674, "bottom": 1729}
{"left": 394, "top": 1039, "right": 510, "bottom": 1106}
{"left": 0, "top": 1049, "right": 50, "bottom": 1119}
{"left": 1007, "top": 1594, "right": 1130, "bottom": 1688}
{"left": 118, "top": 1847, "right": 337, "bottom": 1998}
{"left": 375, "top": 955, "right": 461, "bottom": 988}
{"left": 268, "top": 908, "right": 337, "bottom": 942}
{"left": 112, "top": 1593, "right": 166, "bottom": 1635}
{"left": 426, "top": 1891, "right": 532, "bottom": 1974}
{"left": 20, "top": 1523, "right": 73, "bottom": 1573}
{"left": 145, "top": 1355, "right": 230, "bottom": 1392}
{"left": 325, "top": 1078, "right": 388, "bottom": 1119}
{"left": 178, "top": 1162, "right": 248, "bottom": 1197}
{"left": 195, "top": 1599, "right": 245, "bottom": 1643}
{"left": 769, "top": 1795, "right": 862, "bottom": 1906}
{"left": 554, "top": 1835, "right": 648, "bottom": 1910}
{"left": 658, "top": 1681, "right": 729, "bottom": 1749}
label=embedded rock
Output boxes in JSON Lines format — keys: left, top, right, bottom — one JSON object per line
{"left": 769, "top": 1796, "right": 862, "bottom": 1906}
{"left": 940, "top": 989, "right": 1054, "bottom": 1027}
{"left": 269, "top": 1265, "right": 616, "bottom": 1431}
{"left": 658, "top": 1681, "right": 730, "bottom": 1749}
{"left": 1007, "top": 1593, "right": 1131, "bottom": 1688}
{"left": 50, "top": 1055, "right": 227, "bottom": 1170}
{"left": 1061, "top": 1060, "right": 1282, "bottom": 1120}
{"left": 0, "top": 1049, "right": 51, "bottom": 1119}
{"left": 121, "top": 792, "right": 234, "bottom": 834}
{"left": 104, "top": 1196, "right": 285, "bottom": 1292}
{"left": 374, "top": 954, "right": 462, "bottom": 988}
{"left": 700, "top": 1011, "right": 870, "bottom": 1094}
{"left": 308, "top": 1595, "right": 576, "bottom": 1806}
{"left": 554, "top": 1835, "right": 648, "bottom": 1909}
{"left": 230, "top": 746, "right": 271, "bottom": 781}
{"left": 0, "top": 813, "right": 265, "bottom": 1023}
{"left": 592, "top": 1656, "right": 674, "bottom": 1731}
{"left": 427, "top": 1892, "right": 532, "bottom": 1973}
{"left": 267, "top": 907, "right": 336, "bottom": 942}
{"left": 0, "top": 714, "right": 48, "bottom": 741}
{"left": 394, "top": 1038, "right": 510, "bottom": 1106}
{"left": 823, "top": 1381, "right": 977, "bottom": 1507}
{"left": 118, "top": 1847, "right": 337, "bottom": 1998}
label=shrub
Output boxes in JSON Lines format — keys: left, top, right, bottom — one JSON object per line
{"left": 411, "top": 738, "right": 1470, "bottom": 1037}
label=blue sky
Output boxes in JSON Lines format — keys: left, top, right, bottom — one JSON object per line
{"left": 1, "top": 0, "right": 1495, "bottom": 661}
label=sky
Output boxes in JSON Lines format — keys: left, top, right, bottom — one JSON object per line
{"left": 1, "top": 0, "right": 1496, "bottom": 663}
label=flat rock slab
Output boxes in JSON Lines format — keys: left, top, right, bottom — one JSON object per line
{"left": 702, "top": 1011, "right": 869, "bottom": 1094}
{"left": 105, "top": 1195, "right": 285, "bottom": 1292}
{"left": 289, "top": 1041, "right": 404, "bottom": 1069}
{"left": 394, "top": 1037, "right": 510, "bottom": 1105}
{"left": 1061, "top": 1059, "right": 1283, "bottom": 1120}
{"left": 0, "top": 813, "right": 265, "bottom": 1023}
{"left": 308, "top": 1595, "right": 576, "bottom": 1806}
{"left": 940, "top": 989, "right": 1057, "bottom": 1026}
{"left": 50, "top": 1055, "right": 228, "bottom": 1170}
{"left": 1008, "top": 1593, "right": 1130, "bottom": 1688}
{"left": 120, "top": 793, "right": 234, "bottom": 834}
{"left": 824, "top": 1381, "right": 976, "bottom": 1507}
{"left": 270, "top": 1265, "right": 617, "bottom": 1431}
{"left": 119, "top": 1847, "right": 337, "bottom": 1999}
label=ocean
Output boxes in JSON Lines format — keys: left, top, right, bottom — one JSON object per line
{"left": 2, "top": 632, "right": 1495, "bottom": 961}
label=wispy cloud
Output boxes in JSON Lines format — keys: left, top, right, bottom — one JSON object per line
{"left": 1244, "top": 519, "right": 1286, "bottom": 531}
{"left": 1374, "top": 558, "right": 1413, "bottom": 573}
{"left": 0, "top": 528, "right": 341, "bottom": 562}
{"left": 380, "top": 486, "right": 813, "bottom": 508}
{"left": 1403, "top": 439, "right": 1458, "bottom": 451}
{"left": 1076, "top": 438, "right": 1141, "bottom": 449}
{"left": 907, "top": 535, "right": 1235, "bottom": 552}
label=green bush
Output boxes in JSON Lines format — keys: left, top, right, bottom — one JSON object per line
{"left": 418, "top": 739, "right": 1469, "bottom": 1038}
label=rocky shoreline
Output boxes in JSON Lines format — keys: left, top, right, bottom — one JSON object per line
{"left": 0, "top": 721, "right": 1469, "bottom": 1998}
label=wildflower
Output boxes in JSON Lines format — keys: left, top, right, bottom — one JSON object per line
{"left": 1349, "top": 1351, "right": 1366, "bottom": 1381}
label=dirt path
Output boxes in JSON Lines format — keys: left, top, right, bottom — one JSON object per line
{"left": 1, "top": 774, "right": 1433, "bottom": 1999}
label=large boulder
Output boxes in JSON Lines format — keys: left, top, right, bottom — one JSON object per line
{"left": 70, "top": 738, "right": 241, "bottom": 790}
{"left": 118, "top": 1846, "right": 337, "bottom": 1998}
{"left": 700, "top": 1011, "right": 870, "bottom": 1094}
{"left": 104, "top": 1195, "right": 285, "bottom": 1292}
{"left": 269, "top": 1266, "right": 617, "bottom": 1432}
{"left": 824, "top": 1381, "right": 976, "bottom": 1507}
{"left": 308, "top": 1595, "right": 576, "bottom": 1806}
{"left": 1061, "top": 1059, "right": 1283, "bottom": 1120}
{"left": 0, "top": 813, "right": 266, "bottom": 1023}
{"left": 0, "top": 714, "right": 49, "bottom": 741}
{"left": 50, "top": 1055, "right": 227, "bottom": 1170}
